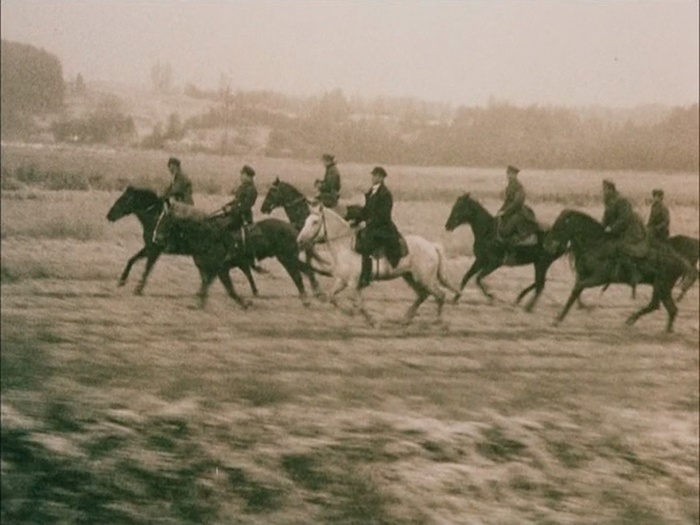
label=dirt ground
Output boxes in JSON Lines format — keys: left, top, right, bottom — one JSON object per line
{"left": 2, "top": 225, "right": 698, "bottom": 523}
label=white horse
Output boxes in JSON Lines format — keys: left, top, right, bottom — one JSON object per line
{"left": 297, "top": 204, "right": 458, "bottom": 326}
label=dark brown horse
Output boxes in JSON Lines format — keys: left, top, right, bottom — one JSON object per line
{"left": 106, "top": 186, "right": 260, "bottom": 295}
{"left": 444, "top": 193, "right": 567, "bottom": 311}
{"left": 153, "top": 200, "right": 322, "bottom": 308}
{"left": 545, "top": 209, "right": 695, "bottom": 332}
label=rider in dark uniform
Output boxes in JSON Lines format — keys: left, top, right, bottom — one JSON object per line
{"left": 163, "top": 157, "right": 194, "bottom": 205}
{"left": 355, "top": 166, "right": 402, "bottom": 289}
{"left": 223, "top": 165, "right": 258, "bottom": 228}
{"left": 602, "top": 179, "right": 648, "bottom": 285}
{"left": 496, "top": 165, "right": 538, "bottom": 247}
{"left": 315, "top": 153, "right": 341, "bottom": 207}
{"left": 646, "top": 188, "right": 670, "bottom": 243}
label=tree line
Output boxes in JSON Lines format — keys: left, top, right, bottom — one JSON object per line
{"left": 1, "top": 39, "right": 697, "bottom": 172}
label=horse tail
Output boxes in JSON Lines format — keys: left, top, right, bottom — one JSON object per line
{"left": 434, "top": 243, "right": 458, "bottom": 294}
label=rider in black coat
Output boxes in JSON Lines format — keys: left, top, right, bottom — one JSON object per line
{"left": 355, "top": 166, "right": 402, "bottom": 288}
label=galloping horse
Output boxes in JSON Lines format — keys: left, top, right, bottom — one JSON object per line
{"left": 444, "top": 193, "right": 567, "bottom": 311}
{"left": 106, "top": 186, "right": 259, "bottom": 295}
{"left": 545, "top": 209, "right": 695, "bottom": 332}
{"left": 153, "top": 200, "right": 321, "bottom": 308}
{"left": 297, "top": 204, "right": 458, "bottom": 326}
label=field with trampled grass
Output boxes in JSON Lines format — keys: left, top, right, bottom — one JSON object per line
{"left": 1, "top": 143, "right": 698, "bottom": 524}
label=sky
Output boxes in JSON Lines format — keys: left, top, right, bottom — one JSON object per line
{"left": 1, "top": 0, "right": 698, "bottom": 108}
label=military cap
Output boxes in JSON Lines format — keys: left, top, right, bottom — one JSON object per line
{"left": 602, "top": 179, "right": 616, "bottom": 191}
{"left": 371, "top": 166, "right": 388, "bottom": 178}
{"left": 652, "top": 188, "right": 664, "bottom": 197}
{"left": 321, "top": 153, "right": 336, "bottom": 163}
{"left": 240, "top": 165, "right": 256, "bottom": 177}
{"left": 167, "top": 157, "right": 181, "bottom": 168}
{"left": 506, "top": 165, "right": 520, "bottom": 175}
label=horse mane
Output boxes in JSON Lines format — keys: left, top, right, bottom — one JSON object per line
{"left": 560, "top": 209, "right": 604, "bottom": 231}
{"left": 275, "top": 179, "right": 306, "bottom": 199}
{"left": 459, "top": 193, "right": 493, "bottom": 217}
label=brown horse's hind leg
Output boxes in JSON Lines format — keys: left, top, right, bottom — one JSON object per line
{"left": 238, "top": 264, "right": 259, "bottom": 296}
{"left": 277, "top": 255, "right": 310, "bottom": 307}
{"left": 626, "top": 288, "right": 661, "bottom": 328}
{"left": 196, "top": 266, "right": 216, "bottom": 309}
{"left": 218, "top": 269, "right": 250, "bottom": 309}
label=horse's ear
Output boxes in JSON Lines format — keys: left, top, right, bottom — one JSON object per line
{"left": 464, "top": 192, "right": 470, "bottom": 198}
{"left": 274, "top": 176, "right": 280, "bottom": 184}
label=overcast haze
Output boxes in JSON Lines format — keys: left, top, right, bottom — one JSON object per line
{"left": 2, "top": 0, "right": 698, "bottom": 108}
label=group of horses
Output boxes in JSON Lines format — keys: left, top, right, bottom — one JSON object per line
{"left": 106, "top": 179, "right": 698, "bottom": 332}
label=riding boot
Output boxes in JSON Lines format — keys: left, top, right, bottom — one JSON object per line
{"left": 359, "top": 254, "right": 372, "bottom": 289}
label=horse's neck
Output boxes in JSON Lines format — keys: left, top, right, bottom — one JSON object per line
{"left": 469, "top": 204, "right": 496, "bottom": 238}
{"left": 568, "top": 214, "right": 605, "bottom": 249}
{"left": 136, "top": 204, "right": 162, "bottom": 235}
{"left": 322, "top": 210, "right": 354, "bottom": 255}
{"left": 284, "top": 200, "right": 309, "bottom": 230}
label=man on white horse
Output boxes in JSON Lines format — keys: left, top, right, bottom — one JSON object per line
{"left": 354, "top": 166, "right": 403, "bottom": 289}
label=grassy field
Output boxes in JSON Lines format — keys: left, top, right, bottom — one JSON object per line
{"left": 1, "top": 144, "right": 699, "bottom": 524}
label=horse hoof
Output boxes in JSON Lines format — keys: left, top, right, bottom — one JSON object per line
{"left": 134, "top": 288, "right": 144, "bottom": 296}
{"left": 301, "top": 298, "right": 311, "bottom": 308}
{"left": 451, "top": 294, "right": 461, "bottom": 305}
{"left": 117, "top": 280, "right": 126, "bottom": 287}
{"left": 625, "top": 316, "right": 636, "bottom": 326}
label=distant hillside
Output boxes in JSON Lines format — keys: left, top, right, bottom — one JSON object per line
{"left": 8, "top": 79, "right": 698, "bottom": 172}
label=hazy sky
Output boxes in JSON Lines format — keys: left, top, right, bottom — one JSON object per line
{"left": 2, "top": 0, "right": 698, "bottom": 108}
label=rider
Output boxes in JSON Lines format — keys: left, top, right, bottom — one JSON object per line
{"left": 222, "top": 164, "right": 258, "bottom": 228}
{"left": 601, "top": 179, "right": 648, "bottom": 285}
{"left": 163, "top": 157, "right": 194, "bottom": 205}
{"left": 646, "top": 188, "right": 670, "bottom": 243}
{"left": 496, "top": 165, "right": 538, "bottom": 252}
{"left": 355, "top": 166, "right": 402, "bottom": 289}
{"left": 221, "top": 165, "right": 260, "bottom": 268}
{"left": 314, "top": 153, "right": 341, "bottom": 207}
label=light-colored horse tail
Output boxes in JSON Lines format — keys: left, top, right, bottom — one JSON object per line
{"left": 434, "top": 242, "right": 459, "bottom": 296}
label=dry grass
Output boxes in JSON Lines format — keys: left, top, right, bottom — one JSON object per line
{"left": 1, "top": 145, "right": 698, "bottom": 524}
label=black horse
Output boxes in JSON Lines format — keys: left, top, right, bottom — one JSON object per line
{"left": 444, "top": 193, "right": 567, "bottom": 311}
{"left": 260, "top": 178, "right": 312, "bottom": 230}
{"left": 153, "top": 200, "right": 322, "bottom": 308}
{"left": 545, "top": 209, "right": 695, "bottom": 332}
{"left": 106, "top": 186, "right": 260, "bottom": 295}
{"left": 600, "top": 234, "right": 699, "bottom": 301}
{"left": 260, "top": 178, "right": 334, "bottom": 273}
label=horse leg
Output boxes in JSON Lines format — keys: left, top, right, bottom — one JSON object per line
{"left": 475, "top": 261, "right": 501, "bottom": 301}
{"left": 135, "top": 252, "right": 161, "bottom": 295}
{"left": 626, "top": 287, "right": 661, "bottom": 328}
{"left": 400, "top": 274, "right": 431, "bottom": 325}
{"left": 676, "top": 269, "right": 698, "bottom": 302}
{"left": 660, "top": 289, "right": 678, "bottom": 333}
{"left": 554, "top": 282, "right": 586, "bottom": 326}
{"left": 119, "top": 246, "right": 148, "bottom": 286}
{"left": 196, "top": 266, "right": 216, "bottom": 309}
{"left": 515, "top": 282, "right": 536, "bottom": 306}
{"left": 523, "top": 263, "right": 548, "bottom": 313}
{"left": 238, "top": 264, "right": 259, "bottom": 296}
{"left": 457, "top": 259, "right": 482, "bottom": 300}
{"left": 278, "top": 255, "right": 310, "bottom": 307}
{"left": 217, "top": 269, "right": 250, "bottom": 309}
{"left": 350, "top": 287, "right": 375, "bottom": 327}
{"left": 301, "top": 251, "right": 325, "bottom": 299}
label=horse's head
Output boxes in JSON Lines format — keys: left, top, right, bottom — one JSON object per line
{"left": 297, "top": 203, "right": 326, "bottom": 249}
{"left": 545, "top": 209, "right": 602, "bottom": 253}
{"left": 107, "top": 186, "right": 160, "bottom": 222}
{"left": 261, "top": 177, "right": 304, "bottom": 214}
{"left": 445, "top": 193, "right": 477, "bottom": 231}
